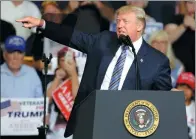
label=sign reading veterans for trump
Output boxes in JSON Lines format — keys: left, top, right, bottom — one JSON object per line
{"left": 124, "top": 100, "right": 159, "bottom": 137}
{"left": 1, "top": 98, "right": 48, "bottom": 136}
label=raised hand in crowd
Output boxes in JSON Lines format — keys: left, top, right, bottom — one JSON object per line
{"left": 183, "top": 15, "right": 196, "bottom": 31}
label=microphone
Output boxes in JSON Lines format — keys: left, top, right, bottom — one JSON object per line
{"left": 119, "top": 34, "right": 141, "bottom": 90}
{"left": 119, "top": 35, "right": 136, "bottom": 56}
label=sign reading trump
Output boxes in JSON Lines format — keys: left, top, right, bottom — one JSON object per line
{"left": 1, "top": 98, "right": 48, "bottom": 136}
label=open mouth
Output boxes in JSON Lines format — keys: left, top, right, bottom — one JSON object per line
{"left": 118, "top": 31, "right": 126, "bottom": 35}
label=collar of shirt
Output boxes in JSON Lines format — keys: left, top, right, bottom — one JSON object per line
{"left": 126, "top": 36, "right": 143, "bottom": 54}
{"left": 1, "top": 63, "right": 27, "bottom": 77}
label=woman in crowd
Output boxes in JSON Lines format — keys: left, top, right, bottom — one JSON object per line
{"left": 46, "top": 48, "right": 79, "bottom": 139}
{"left": 148, "top": 30, "right": 184, "bottom": 87}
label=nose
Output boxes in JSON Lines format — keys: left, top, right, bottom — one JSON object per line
{"left": 13, "top": 51, "right": 20, "bottom": 59}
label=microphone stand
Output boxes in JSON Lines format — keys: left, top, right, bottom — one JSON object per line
{"left": 37, "top": 53, "right": 53, "bottom": 139}
{"left": 130, "top": 43, "right": 141, "bottom": 90}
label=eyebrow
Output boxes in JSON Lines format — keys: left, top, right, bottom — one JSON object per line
{"left": 116, "top": 18, "right": 129, "bottom": 21}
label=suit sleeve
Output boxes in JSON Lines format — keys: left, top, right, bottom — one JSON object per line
{"left": 42, "top": 20, "right": 101, "bottom": 54}
{"left": 153, "top": 57, "right": 172, "bottom": 90}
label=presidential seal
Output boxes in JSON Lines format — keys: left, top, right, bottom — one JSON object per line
{"left": 124, "top": 100, "right": 159, "bottom": 137}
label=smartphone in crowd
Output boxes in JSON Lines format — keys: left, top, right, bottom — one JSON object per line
{"left": 65, "top": 50, "right": 74, "bottom": 63}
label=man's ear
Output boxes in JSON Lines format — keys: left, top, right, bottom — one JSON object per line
{"left": 3, "top": 52, "right": 6, "bottom": 61}
{"left": 137, "top": 21, "right": 144, "bottom": 32}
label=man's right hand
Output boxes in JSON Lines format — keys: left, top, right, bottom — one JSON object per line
{"left": 16, "top": 16, "right": 44, "bottom": 28}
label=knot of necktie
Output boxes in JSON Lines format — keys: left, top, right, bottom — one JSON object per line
{"left": 122, "top": 45, "right": 129, "bottom": 51}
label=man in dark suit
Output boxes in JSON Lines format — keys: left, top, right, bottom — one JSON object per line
{"left": 17, "top": 5, "right": 172, "bottom": 138}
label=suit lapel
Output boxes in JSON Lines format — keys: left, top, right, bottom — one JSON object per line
{"left": 122, "top": 39, "right": 148, "bottom": 90}
{"left": 96, "top": 34, "right": 119, "bottom": 89}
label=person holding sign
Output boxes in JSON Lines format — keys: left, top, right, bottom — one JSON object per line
{"left": 46, "top": 48, "right": 79, "bottom": 139}
{"left": 47, "top": 48, "right": 79, "bottom": 101}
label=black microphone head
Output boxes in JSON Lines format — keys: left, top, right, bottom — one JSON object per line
{"left": 118, "top": 34, "right": 129, "bottom": 45}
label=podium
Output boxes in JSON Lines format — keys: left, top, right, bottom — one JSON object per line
{"left": 73, "top": 90, "right": 189, "bottom": 139}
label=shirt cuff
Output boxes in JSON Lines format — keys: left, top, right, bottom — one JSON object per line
{"left": 41, "top": 20, "right": 46, "bottom": 29}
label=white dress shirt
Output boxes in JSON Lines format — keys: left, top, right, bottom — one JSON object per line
{"left": 100, "top": 37, "right": 143, "bottom": 90}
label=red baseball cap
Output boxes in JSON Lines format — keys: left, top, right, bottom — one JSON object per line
{"left": 176, "top": 72, "right": 195, "bottom": 90}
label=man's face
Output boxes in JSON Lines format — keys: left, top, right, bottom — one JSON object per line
{"left": 116, "top": 12, "right": 142, "bottom": 42}
{"left": 43, "top": 4, "right": 62, "bottom": 23}
{"left": 4, "top": 51, "right": 24, "bottom": 72}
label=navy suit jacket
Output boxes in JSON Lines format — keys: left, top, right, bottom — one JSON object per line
{"left": 42, "top": 21, "right": 172, "bottom": 137}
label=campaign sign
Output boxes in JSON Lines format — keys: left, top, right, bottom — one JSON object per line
{"left": 1, "top": 98, "right": 49, "bottom": 136}
{"left": 52, "top": 79, "right": 74, "bottom": 121}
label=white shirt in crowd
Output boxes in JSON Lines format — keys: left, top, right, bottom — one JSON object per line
{"left": 101, "top": 36, "right": 142, "bottom": 90}
{"left": 186, "top": 101, "right": 195, "bottom": 139}
{"left": 1, "top": 1, "right": 41, "bottom": 40}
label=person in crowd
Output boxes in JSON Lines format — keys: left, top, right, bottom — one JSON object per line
{"left": 176, "top": 72, "right": 195, "bottom": 139}
{"left": 47, "top": 48, "right": 79, "bottom": 101}
{"left": 1, "top": 36, "right": 43, "bottom": 98}
{"left": 1, "top": 0, "right": 41, "bottom": 40}
{"left": 148, "top": 30, "right": 184, "bottom": 87}
{"left": 41, "top": 1, "right": 64, "bottom": 24}
{"left": 165, "top": 1, "right": 195, "bottom": 75}
{"left": 46, "top": 48, "right": 79, "bottom": 139}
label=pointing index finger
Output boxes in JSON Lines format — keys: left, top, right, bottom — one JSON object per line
{"left": 16, "top": 17, "right": 28, "bottom": 22}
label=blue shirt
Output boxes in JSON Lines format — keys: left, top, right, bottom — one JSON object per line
{"left": 1, "top": 63, "right": 43, "bottom": 98}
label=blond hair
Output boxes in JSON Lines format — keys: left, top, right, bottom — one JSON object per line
{"left": 148, "top": 30, "right": 176, "bottom": 69}
{"left": 41, "top": 1, "right": 61, "bottom": 14}
{"left": 116, "top": 5, "right": 146, "bottom": 33}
